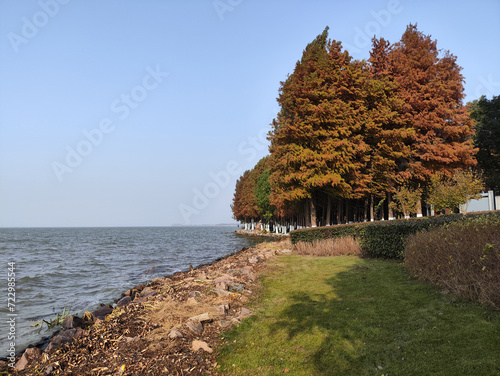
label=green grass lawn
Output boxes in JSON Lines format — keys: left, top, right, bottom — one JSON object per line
{"left": 217, "top": 256, "right": 500, "bottom": 376}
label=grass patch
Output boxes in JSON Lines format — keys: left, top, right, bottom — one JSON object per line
{"left": 217, "top": 256, "right": 500, "bottom": 375}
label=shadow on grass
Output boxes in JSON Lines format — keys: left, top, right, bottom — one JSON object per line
{"left": 270, "top": 259, "right": 500, "bottom": 376}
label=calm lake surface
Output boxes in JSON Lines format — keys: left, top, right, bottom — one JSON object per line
{"left": 0, "top": 226, "right": 266, "bottom": 357}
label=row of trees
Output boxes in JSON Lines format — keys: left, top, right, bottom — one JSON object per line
{"left": 232, "top": 25, "right": 493, "bottom": 231}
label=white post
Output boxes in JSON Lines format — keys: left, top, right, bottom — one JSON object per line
{"left": 488, "top": 190, "right": 495, "bottom": 211}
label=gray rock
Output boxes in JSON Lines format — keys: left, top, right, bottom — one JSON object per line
{"left": 61, "top": 315, "right": 84, "bottom": 329}
{"left": 188, "top": 312, "right": 211, "bottom": 323}
{"left": 186, "top": 321, "right": 203, "bottom": 335}
{"left": 46, "top": 328, "right": 84, "bottom": 353}
{"left": 139, "top": 286, "right": 157, "bottom": 297}
{"left": 92, "top": 305, "right": 113, "bottom": 320}
{"left": 116, "top": 296, "right": 132, "bottom": 307}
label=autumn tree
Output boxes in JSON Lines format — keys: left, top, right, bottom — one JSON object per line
{"left": 365, "top": 37, "right": 412, "bottom": 219}
{"left": 268, "top": 27, "right": 368, "bottom": 226}
{"left": 388, "top": 24, "right": 477, "bottom": 214}
{"left": 232, "top": 157, "right": 272, "bottom": 224}
{"left": 470, "top": 95, "right": 500, "bottom": 190}
{"left": 232, "top": 170, "right": 255, "bottom": 222}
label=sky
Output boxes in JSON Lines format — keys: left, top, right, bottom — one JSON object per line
{"left": 0, "top": 0, "right": 499, "bottom": 227}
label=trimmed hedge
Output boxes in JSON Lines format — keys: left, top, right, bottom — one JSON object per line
{"left": 290, "top": 212, "right": 500, "bottom": 259}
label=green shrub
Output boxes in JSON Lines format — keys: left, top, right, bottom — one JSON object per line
{"left": 405, "top": 215, "right": 500, "bottom": 308}
{"left": 290, "top": 212, "right": 500, "bottom": 259}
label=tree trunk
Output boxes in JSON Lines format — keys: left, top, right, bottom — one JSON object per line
{"left": 345, "top": 200, "right": 350, "bottom": 223}
{"left": 336, "top": 199, "right": 341, "bottom": 224}
{"left": 416, "top": 198, "right": 423, "bottom": 217}
{"left": 370, "top": 195, "right": 374, "bottom": 221}
{"left": 309, "top": 197, "right": 317, "bottom": 227}
{"left": 387, "top": 192, "right": 395, "bottom": 220}
{"left": 326, "top": 195, "right": 331, "bottom": 226}
{"left": 305, "top": 200, "right": 311, "bottom": 228}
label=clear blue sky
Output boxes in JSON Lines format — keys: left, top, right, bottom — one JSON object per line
{"left": 1, "top": 0, "right": 499, "bottom": 227}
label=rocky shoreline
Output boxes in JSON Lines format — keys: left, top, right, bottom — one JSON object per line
{"left": 1, "top": 239, "right": 292, "bottom": 375}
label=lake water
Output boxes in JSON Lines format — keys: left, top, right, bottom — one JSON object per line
{"left": 0, "top": 226, "right": 266, "bottom": 357}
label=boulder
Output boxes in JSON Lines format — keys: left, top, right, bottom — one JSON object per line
{"left": 61, "top": 315, "right": 84, "bottom": 329}
{"left": 186, "top": 321, "right": 203, "bottom": 336}
{"left": 188, "top": 313, "right": 211, "bottom": 323}
{"left": 116, "top": 296, "right": 132, "bottom": 307}
{"left": 46, "top": 328, "right": 84, "bottom": 352}
{"left": 14, "top": 347, "right": 41, "bottom": 371}
{"left": 125, "top": 288, "right": 140, "bottom": 300}
{"left": 92, "top": 305, "right": 113, "bottom": 320}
